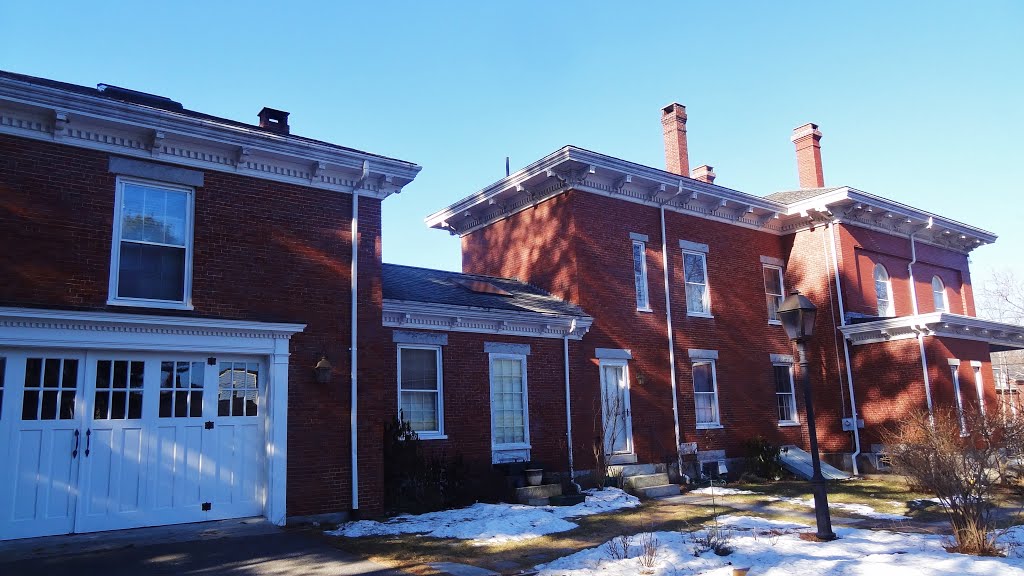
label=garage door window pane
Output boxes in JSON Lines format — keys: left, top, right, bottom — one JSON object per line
{"left": 160, "top": 361, "right": 205, "bottom": 418}
{"left": 218, "top": 361, "right": 259, "bottom": 417}
{"left": 94, "top": 360, "right": 144, "bottom": 420}
{"left": 22, "top": 357, "right": 77, "bottom": 420}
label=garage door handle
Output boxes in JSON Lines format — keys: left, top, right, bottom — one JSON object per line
{"left": 72, "top": 429, "right": 80, "bottom": 458}
{"left": 85, "top": 429, "right": 91, "bottom": 457}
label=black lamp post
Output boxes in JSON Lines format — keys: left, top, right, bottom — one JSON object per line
{"left": 777, "top": 290, "right": 836, "bottom": 541}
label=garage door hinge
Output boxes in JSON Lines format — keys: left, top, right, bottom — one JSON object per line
{"left": 202, "top": 502, "right": 212, "bottom": 511}
{"left": 205, "top": 421, "right": 215, "bottom": 430}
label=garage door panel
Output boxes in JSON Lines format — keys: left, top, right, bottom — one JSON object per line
{"left": 153, "top": 423, "right": 205, "bottom": 511}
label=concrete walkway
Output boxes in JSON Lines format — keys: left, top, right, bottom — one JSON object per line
{"left": 0, "top": 518, "right": 402, "bottom": 576}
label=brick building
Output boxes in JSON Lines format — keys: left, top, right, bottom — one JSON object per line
{"left": 426, "top": 103, "right": 1024, "bottom": 475}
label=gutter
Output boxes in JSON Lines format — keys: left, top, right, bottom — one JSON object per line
{"left": 908, "top": 233, "right": 935, "bottom": 420}
{"left": 829, "top": 224, "right": 861, "bottom": 475}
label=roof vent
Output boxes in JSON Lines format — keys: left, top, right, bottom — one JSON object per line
{"left": 452, "top": 278, "right": 511, "bottom": 296}
{"left": 96, "top": 84, "right": 183, "bottom": 112}
{"left": 258, "top": 107, "right": 290, "bottom": 134}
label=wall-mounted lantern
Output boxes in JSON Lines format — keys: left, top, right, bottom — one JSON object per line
{"left": 314, "top": 355, "right": 333, "bottom": 384}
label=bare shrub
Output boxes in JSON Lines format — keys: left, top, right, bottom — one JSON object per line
{"left": 883, "top": 407, "right": 1024, "bottom": 556}
{"left": 637, "top": 530, "right": 660, "bottom": 571}
{"left": 687, "top": 522, "right": 733, "bottom": 556}
{"left": 605, "top": 533, "right": 633, "bottom": 560}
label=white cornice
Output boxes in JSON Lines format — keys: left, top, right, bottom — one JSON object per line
{"left": 840, "top": 312, "right": 1024, "bottom": 351}
{"left": 0, "top": 76, "right": 421, "bottom": 199}
{"left": 425, "top": 146, "right": 995, "bottom": 254}
{"left": 383, "top": 299, "right": 593, "bottom": 340}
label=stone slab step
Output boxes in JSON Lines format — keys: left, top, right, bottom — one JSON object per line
{"left": 607, "top": 463, "right": 666, "bottom": 478}
{"left": 641, "top": 484, "right": 681, "bottom": 499}
{"left": 623, "top": 473, "right": 671, "bottom": 492}
{"left": 515, "top": 483, "right": 562, "bottom": 504}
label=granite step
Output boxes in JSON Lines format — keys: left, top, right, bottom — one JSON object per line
{"left": 623, "top": 472, "right": 671, "bottom": 492}
{"left": 641, "top": 484, "right": 681, "bottom": 499}
{"left": 515, "top": 483, "right": 562, "bottom": 505}
{"left": 607, "top": 463, "right": 666, "bottom": 478}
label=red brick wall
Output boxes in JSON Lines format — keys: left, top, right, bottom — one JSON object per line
{"left": 834, "top": 224, "right": 973, "bottom": 318}
{"left": 0, "top": 134, "right": 381, "bottom": 517}
{"left": 378, "top": 330, "right": 576, "bottom": 479}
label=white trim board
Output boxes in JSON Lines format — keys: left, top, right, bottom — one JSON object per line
{"left": 840, "top": 312, "right": 1024, "bottom": 351}
{"left": 383, "top": 300, "right": 592, "bottom": 340}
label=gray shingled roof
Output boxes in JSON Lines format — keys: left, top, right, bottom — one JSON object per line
{"left": 383, "top": 264, "right": 589, "bottom": 317}
{"left": 764, "top": 187, "right": 842, "bottom": 204}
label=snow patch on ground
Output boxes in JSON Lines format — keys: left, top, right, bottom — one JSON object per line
{"left": 778, "top": 496, "right": 910, "bottom": 521}
{"left": 687, "top": 486, "right": 760, "bottom": 496}
{"left": 325, "top": 488, "right": 639, "bottom": 545}
{"left": 536, "top": 514, "right": 1024, "bottom": 575}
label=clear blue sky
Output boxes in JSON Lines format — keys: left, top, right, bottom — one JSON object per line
{"left": 3, "top": 1, "right": 1021, "bottom": 304}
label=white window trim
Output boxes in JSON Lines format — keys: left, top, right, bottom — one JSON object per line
{"left": 932, "top": 276, "right": 949, "bottom": 313}
{"left": 763, "top": 264, "right": 785, "bottom": 325}
{"left": 773, "top": 362, "right": 799, "bottom": 425}
{"left": 693, "top": 359, "right": 722, "bottom": 429}
{"left": 632, "top": 239, "right": 652, "bottom": 312}
{"left": 683, "top": 250, "right": 713, "bottom": 318}
{"left": 873, "top": 264, "right": 894, "bottom": 317}
{"left": 950, "top": 362, "right": 967, "bottom": 436}
{"left": 107, "top": 176, "right": 195, "bottom": 310}
{"left": 489, "top": 353, "right": 531, "bottom": 461}
{"left": 397, "top": 344, "right": 446, "bottom": 440}
{"left": 972, "top": 362, "right": 986, "bottom": 417}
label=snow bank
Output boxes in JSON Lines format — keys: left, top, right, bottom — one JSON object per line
{"left": 326, "top": 488, "right": 639, "bottom": 545}
{"left": 687, "top": 486, "right": 760, "bottom": 496}
{"left": 536, "top": 514, "right": 1024, "bottom": 575}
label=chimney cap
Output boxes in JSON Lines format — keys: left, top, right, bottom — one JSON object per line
{"left": 791, "top": 122, "right": 822, "bottom": 142}
{"left": 661, "top": 102, "right": 687, "bottom": 116}
{"left": 258, "top": 107, "right": 291, "bottom": 134}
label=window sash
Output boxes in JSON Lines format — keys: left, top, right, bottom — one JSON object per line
{"left": 490, "top": 355, "right": 529, "bottom": 448}
{"left": 632, "top": 240, "right": 650, "bottom": 311}
{"left": 951, "top": 366, "right": 967, "bottom": 435}
{"left": 773, "top": 364, "right": 798, "bottom": 422}
{"left": 932, "top": 277, "right": 947, "bottom": 312}
{"left": 763, "top": 265, "right": 784, "bottom": 322}
{"left": 109, "top": 177, "right": 194, "bottom": 308}
{"left": 973, "top": 366, "right": 986, "bottom": 417}
{"left": 874, "top": 265, "right": 893, "bottom": 316}
{"left": 398, "top": 345, "right": 443, "bottom": 435}
{"left": 684, "top": 251, "right": 710, "bottom": 315}
{"left": 692, "top": 360, "right": 719, "bottom": 425}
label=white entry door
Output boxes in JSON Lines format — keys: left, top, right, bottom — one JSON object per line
{"left": 599, "top": 361, "right": 634, "bottom": 462}
{"left": 0, "top": 350, "right": 267, "bottom": 539}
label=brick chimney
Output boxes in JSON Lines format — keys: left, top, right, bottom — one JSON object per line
{"left": 258, "top": 107, "right": 290, "bottom": 134}
{"left": 661, "top": 103, "right": 689, "bottom": 177}
{"left": 791, "top": 123, "right": 824, "bottom": 188}
{"left": 690, "top": 164, "right": 715, "bottom": 184}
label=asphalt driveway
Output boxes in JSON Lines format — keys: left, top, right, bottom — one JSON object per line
{"left": 0, "top": 519, "right": 400, "bottom": 576}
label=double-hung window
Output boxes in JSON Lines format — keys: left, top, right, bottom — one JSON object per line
{"left": 109, "top": 178, "right": 194, "bottom": 308}
{"left": 683, "top": 250, "right": 711, "bottom": 316}
{"left": 632, "top": 239, "right": 651, "bottom": 311}
{"left": 972, "top": 361, "right": 986, "bottom": 418}
{"left": 490, "top": 354, "right": 529, "bottom": 461}
{"left": 763, "top": 265, "right": 785, "bottom": 323}
{"left": 398, "top": 345, "right": 444, "bottom": 438}
{"left": 949, "top": 359, "right": 967, "bottom": 435}
{"left": 773, "top": 364, "right": 798, "bottom": 424}
{"left": 692, "top": 360, "right": 720, "bottom": 427}
{"left": 932, "top": 276, "right": 948, "bottom": 313}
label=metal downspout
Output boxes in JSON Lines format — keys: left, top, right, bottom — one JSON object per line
{"left": 829, "top": 224, "right": 861, "bottom": 475}
{"left": 908, "top": 233, "right": 935, "bottom": 420}
{"left": 350, "top": 190, "right": 360, "bottom": 514}
{"left": 564, "top": 318, "right": 580, "bottom": 491}
{"left": 660, "top": 205, "right": 683, "bottom": 478}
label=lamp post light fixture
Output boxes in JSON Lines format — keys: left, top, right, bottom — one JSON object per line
{"left": 777, "top": 290, "right": 836, "bottom": 541}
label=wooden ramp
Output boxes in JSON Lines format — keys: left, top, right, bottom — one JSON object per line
{"left": 780, "top": 445, "right": 852, "bottom": 480}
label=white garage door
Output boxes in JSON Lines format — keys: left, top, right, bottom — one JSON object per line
{"left": 0, "top": 350, "right": 267, "bottom": 539}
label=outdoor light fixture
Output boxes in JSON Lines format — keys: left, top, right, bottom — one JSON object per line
{"left": 777, "top": 290, "right": 836, "bottom": 541}
{"left": 314, "top": 355, "right": 333, "bottom": 384}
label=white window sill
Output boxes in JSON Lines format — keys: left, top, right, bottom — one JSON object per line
{"left": 687, "top": 312, "right": 714, "bottom": 319}
{"left": 637, "top": 307, "right": 653, "bottom": 313}
{"left": 416, "top": 433, "right": 448, "bottom": 441}
{"left": 778, "top": 421, "right": 801, "bottom": 427}
{"left": 107, "top": 298, "right": 194, "bottom": 311}
{"left": 493, "top": 443, "right": 532, "bottom": 451}
{"left": 768, "top": 320, "right": 782, "bottom": 326}
{"left": 696, "top": 423, "right": 723, "bottom": 430}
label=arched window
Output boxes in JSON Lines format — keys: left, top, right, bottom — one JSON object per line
{"left": 932, "top": 276, "right": 948, "bottom": 312}
{"left": 874, "top": 264, "right": 894, "bottom": 316}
